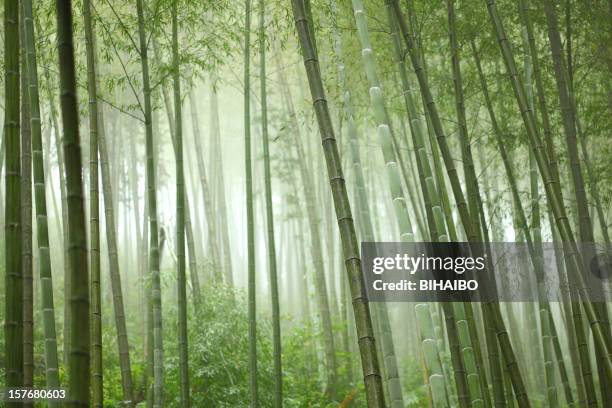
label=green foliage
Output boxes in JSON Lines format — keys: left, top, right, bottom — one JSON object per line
{"left": 282, "top": 321, "right": 351, "bottom": 407}
{"left": 158, "top": 284, "right": 349, "bottom": 407}
{"left": 400, "top": 356, "right": 430, "bottom": 407}
{"left": 100, "top": 329, "right": 133, "bottom": 407}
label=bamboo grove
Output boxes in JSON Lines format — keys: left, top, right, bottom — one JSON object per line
{"left": 1, "top": 0, "right": 611, "bottom": 406}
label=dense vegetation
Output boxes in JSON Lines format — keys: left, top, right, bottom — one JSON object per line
{"left": 1, "top": 0, "right": 611, "bottom": 406}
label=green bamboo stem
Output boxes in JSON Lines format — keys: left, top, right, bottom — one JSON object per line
{"left": 331, "top": 3, "right": 405, "bottom": 405}
{"left": 135, "top": 0, "right": 164, "bottom": 405}
{"left": 575, "top": 113, "right": 611, "bottom": 249}
{"left": 417, "top": 304, "right": 452, "bottom": 407}
{"left": 82, "top": 0, "right": 102, "bottom": 404}
{"left": 22, "top": 0, "right": 61, "bottom": 401}
{"left": 455, "top": 307, "right": 483, "bottom": 407}
{"left": 98, "top": 111, "right": 135, "bottom": 408}
{"left": 55, "top": 0, "right": 90, "bottom": 404}
{"left": 259, "top": 1, "right": 282, "bottom": 404}
{"left": 20, "top": 14, "right": 34, "bottom": 399}
{"left": 154, "top": 46, "right": 202, "bottom": 295}
{"left": 209, "top": 76, "right": 234, "bottom": 287}
{"left": 50, "top": 89, "right": 72, "bottom": 338}
{"left": 523, "top": 28, "right": 559, "bottom": 405}
{"left": 171, "top": 2, "right": 191, "bottom": 406}
{"left": 397, "top": 89, "right": 439, "bottom": 242}
{"left": 4, "top": 0, "right": 23, "bottom": 398}
{"left": 446, "top": 0, "right": 479, "bottom": 242}
{"left": 292, "top": 0, "right": 386, "bottom": 405}
{"left": 549, "top": 209, "right": 589, "bottom": 405}
{"left": 38, "top": 34, "right": 72, "bottom": 367}
{"left": 549, "top": 308, "right": 576, "bottom": 406}
{"left": 149, "top": 44, "right": 198, "bottom": 292}
{"left": 150, "top": 38, "right": 200, "bottom": 297}
{"left": 244, "top": 1, "right": 258, "bottom": 406}
{"left": 396, "top": 117, "right": 428, "bottom": 238}
{"left": 351, "top": 0, "right": 415, "bottom": 242}
{"left": 446, "top": 4, "right": 497, "bottom": 405}
{"left": 516, "top": 0, "right": 561, "bottom": 191}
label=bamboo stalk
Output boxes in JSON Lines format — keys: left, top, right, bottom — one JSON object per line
{"left": 292, "top": 0, "right": 385, "bottom": 405}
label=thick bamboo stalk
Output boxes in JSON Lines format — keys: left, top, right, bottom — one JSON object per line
{"left": 4, "top": 1, "right": 23, "bottom": 399}
{"left": 55, "top": 0, "right": 90, "bottom": 404}
{"left": 291, "top": 0, "right": 385, "bottom": 405}
{"left": 19, "top": 12, "right": 34, "bottom": 402}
